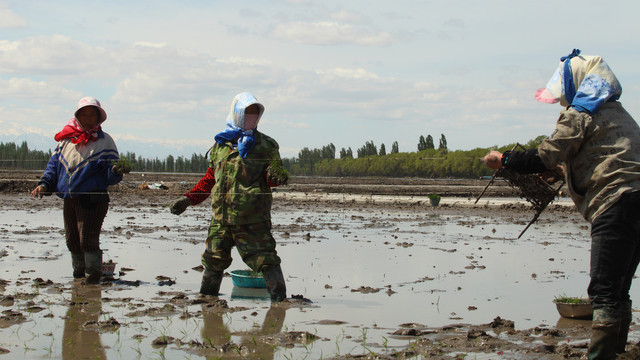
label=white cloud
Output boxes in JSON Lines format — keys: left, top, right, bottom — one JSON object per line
{"left": 271, "top": 21, "right": 393, "bottom": 46}
{"left": 0, "top": 104, "right": 69, "bottom": 137}
{"left": 330, "top": 10, "right": 364, "bottom": 24}
{"left": 268, "top": 119, "right": 310, "bottom": 129}
{"left": 133, "top": 41, "right": 167, "bottom": 49}
{"left": 0, "top": 77, "right": 81, "bottom": 101}
{"left": 3, "top": 0, "right": 639, "bottom": 158}
{"left": 217, "top": 57, "right": 272, "bottom": 66}
{"left": 316, "top": 68, "right": 380, "bottom": 80}
{"left": 0, "top": 30, "right": 542, "bottom": 156}
{"left": 0, "top": 36, "right": 108, "bottom": 75}
{"left": 0, "top": 120, "right": 50, "bottom": 137}
{"left": 0, "top": 8, "right": 27, "bottom": 28}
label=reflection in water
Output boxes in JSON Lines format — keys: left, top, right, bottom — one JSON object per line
{"left": 231, "top": 286, "right": 271, "bottom": 300}
{"left": 62, "top": 282, "right": 106, "bottom": 360}
{"left": 556, "top": 316, "right": 593, "bottom": 329}
{"left": 201, "top": 301, "right": 286, "bottom": 360}
{"left": 200, "top": 303, "right": 231, "bottom": 348}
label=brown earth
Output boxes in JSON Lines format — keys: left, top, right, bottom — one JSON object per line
{"left": 0, "top": 169, "right": 525, "bottom": 197}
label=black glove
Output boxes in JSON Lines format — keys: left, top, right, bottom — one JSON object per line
{"left": 170, "top": 196, "right": 191, "bottom": 215}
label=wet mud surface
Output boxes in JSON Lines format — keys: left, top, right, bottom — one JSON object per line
{"left": 2, "top": 170, "right": 640, "bottom": 359}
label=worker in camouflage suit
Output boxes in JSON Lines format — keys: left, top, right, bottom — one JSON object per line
{"left": 170, "top": 92, "right": 289, "bottom": 302}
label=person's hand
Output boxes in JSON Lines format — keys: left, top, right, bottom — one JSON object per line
{"left": 112, "top": 164, "right": 131, "bottom": 175}
{"left": 31, "top": 185, "right": 46, "bottom": 198}
{"left": 482, "top": 151, "right": 503, "bottom": 170}
{"left": 170, "top": 196, "right": 191, "bottom": 215}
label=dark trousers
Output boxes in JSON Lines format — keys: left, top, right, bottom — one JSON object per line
{"left": 589, "top": 190, "right": 640, "bottom": 313}
{"left": 63, "top": 196, "right": 109, "bottom": 253}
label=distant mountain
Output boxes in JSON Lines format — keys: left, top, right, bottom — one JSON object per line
{"left": 0, "top": 133, "right": 207, "bottom": 158}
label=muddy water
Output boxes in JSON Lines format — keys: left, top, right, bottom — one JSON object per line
{"left": 1, "top": 193, "right": 638, "bottom": 359}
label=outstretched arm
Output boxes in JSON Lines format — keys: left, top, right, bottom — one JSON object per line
{"left": 170, "top": 167, "right": 216, "bottom": 215}
{"left": 483, "top": 149, "right": 549, "bottom": 174}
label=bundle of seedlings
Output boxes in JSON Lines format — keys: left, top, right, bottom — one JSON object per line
{"left": 112, "top": 156, "right": 134, "bottom": 174}
{"left": 267, "top": 159, "right": 289, "bottom": 186}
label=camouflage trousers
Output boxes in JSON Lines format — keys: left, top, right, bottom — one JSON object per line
{"left": 202, "top": 220, "right": 281, "bottom": 272}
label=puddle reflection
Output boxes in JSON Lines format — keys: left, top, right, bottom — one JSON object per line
{"left": 62, "top": 283, "right": 106, "bottom": 360}
{"left": 199, "top": 303, "right": 288, "bottom": 359}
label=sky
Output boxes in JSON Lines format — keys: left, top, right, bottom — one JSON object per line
{"left": 1, "top": 0, "right": 640, "bottom": 159}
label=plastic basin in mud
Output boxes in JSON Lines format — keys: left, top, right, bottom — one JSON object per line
{"left": 102, "top": 261, "right": 116, "bottom": 276}
{"left": 230, "top": 270, "right": 266, "bottom": 288}
{"left": 554, "top": 299, "right": 593, "bottom": 319}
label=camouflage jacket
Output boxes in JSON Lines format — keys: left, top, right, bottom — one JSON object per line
{"left": 538, "top": 102, "right": 640, "bottom": 222}
{"left": 209, "top": 131, "right": 281, "bottom": 225}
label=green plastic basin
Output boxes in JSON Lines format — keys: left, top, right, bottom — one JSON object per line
{"left": 230, "top": 270, "right": 266, "bottom": 288}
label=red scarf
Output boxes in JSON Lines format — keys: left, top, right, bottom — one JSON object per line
{"left": 54, "top": 118, "right": 101, "bottom": 144}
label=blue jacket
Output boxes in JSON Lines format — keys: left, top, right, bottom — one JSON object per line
{"left": 39, "top": 130, "right": 123, "bottom": 199}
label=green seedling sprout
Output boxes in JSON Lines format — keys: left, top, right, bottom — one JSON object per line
{"left": 243, "top": 269, "right": 263, "bottom": 278}
{"left": 111, "top": 156, "right": 134, "bottom": 173}
{"left": 554, "top": 294, "right": 589, "bottom": 304}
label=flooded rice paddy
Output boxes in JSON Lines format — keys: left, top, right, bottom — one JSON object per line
{"left": 1, "top": 192, "right": 639, "bottom": 359}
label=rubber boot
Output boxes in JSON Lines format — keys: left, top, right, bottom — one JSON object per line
{"left": 588, "top": 308, "right": 620, "bottom": 360}
{"left": 71, "top": 252, "right": 85, "bottom": 278}
{"left": 84, "top": 250, "right": 103, "bottom": 284}
{"left": 616, "top": 300, "right": 632, "bottom": 355}
{"left": 262, "top": 265, "right": 286, "bottom": 302}
{"left": 200, "top": 269, "right": 223, "bottom": 296}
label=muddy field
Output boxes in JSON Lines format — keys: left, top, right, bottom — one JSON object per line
{"left": 2, "top": 170, "right": 640, "bottom": 359}
{"left": 0, "top": 169, "right": 526, "bottom": 198}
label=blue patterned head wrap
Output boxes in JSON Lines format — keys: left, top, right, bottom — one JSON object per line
{"left": 537, "top": 49, "right": 622, "bottom": 114}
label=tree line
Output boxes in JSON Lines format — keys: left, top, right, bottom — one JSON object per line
{"left": 0, "top": 141, "right": 52, "bottom": 170}
{"left": 118, "top": 152, "right": 210, "bottom": 173}
{"left": 1, "top": 134, "right": 547, "bottom": 179}
{"left": 0, "top": 141, "right": 209, "bottom": 173}
{"left": 284, "top": 134, "right": 546, "bottom": 178}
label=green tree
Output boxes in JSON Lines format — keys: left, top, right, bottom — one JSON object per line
{"left": 438, "top": 134, "right": 448, "bottom": 151}
{"left": 165, "top": 155, "right": 175, "bottom": 172}
{"left": 526, "top": 135, "right": 548, "bottom": 149}
{"left": 175, "top": 156, "right": 185, "bottom": 172}
{"left": 321, "top": 143, "right": 336, "bottom": 160}
{"left": 339, "top": 147, "right": 353, "bottom": 159}
{"left": 417, "top": 136, "right": 427, "bottom": 151}
{"left": 357, "top": 141, "right": 378, "bottom": 158}
{"left": 391, "top": 141, "right": 399, "bottom": 154}
{"left": 425, "top": 135, "right": 434, "bottom": 149}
